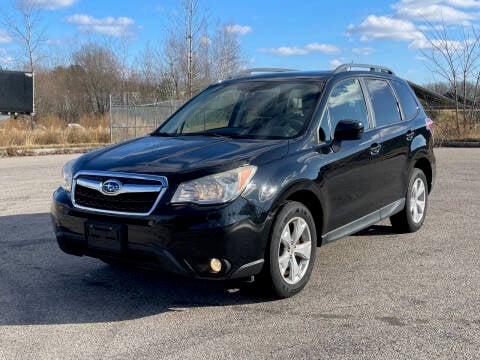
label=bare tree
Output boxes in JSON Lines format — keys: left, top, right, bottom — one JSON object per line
{"left": 113, "top": 32, "right": 134, "bottom": 96}
{"left": 162, "top": 2, "right": 245, "bottom": 101}
{"left": 164, "top": 31, "right": 183, "bottom": 99}
{"left": 421, "top": 22, "right": 480, "bottom": 135}
{"left": 134, "top": 42, "right": 169, "bottom": 100}
{"left": 210, "top": 22, "right": 244, "bottom": 81}
{"left": 163, "top": 0, "right": 206, "bottom": 100}
{"left": 72, "top": 43, "right": 121, "bottom": 115}
{"left": 2, "top": 0, "right": 46, "bottom": 72}
{"left": 183, "top": 0, "right": 205, "bottom": 98}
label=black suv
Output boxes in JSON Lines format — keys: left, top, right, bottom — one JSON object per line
{"left": 51, "top": 64, "right": 436, "bottom": 298}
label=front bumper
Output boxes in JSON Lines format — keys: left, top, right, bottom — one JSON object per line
{"left": 51, "top": 188, "right": 272, "bottom": 280}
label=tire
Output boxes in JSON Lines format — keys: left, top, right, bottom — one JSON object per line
{"left": 390, "top": 168, "right": 429, "bottom": 233}
{"left": 260, "top": 201, "right": 317, "bottom": 298}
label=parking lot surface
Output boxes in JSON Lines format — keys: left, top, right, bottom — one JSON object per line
{"left": 0, "top": 148, "right": 479, "bottom": 359}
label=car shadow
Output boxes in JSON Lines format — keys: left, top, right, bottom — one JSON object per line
{"left": 0, "top": 213, "right": 272, "bottom": 326}
{"left": 354, "top": 224, "right": 397, "bottom": 236}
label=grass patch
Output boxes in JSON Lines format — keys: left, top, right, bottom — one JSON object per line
{"left": 0, "top": 115, "right": 111, "bottom": 148}
{"left": 431, "top": 110, "right": 480, "bottom": 143}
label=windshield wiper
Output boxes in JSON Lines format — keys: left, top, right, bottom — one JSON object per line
{"left": 180, "top": 132, "right": 229, "bottom": 138}
{"left": 151, "top": 132, "right": 179, "bottom": 137}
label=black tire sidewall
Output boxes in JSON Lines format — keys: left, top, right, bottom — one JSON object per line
{"left": 267, "top": 201, "right": 317, "bottom": 298}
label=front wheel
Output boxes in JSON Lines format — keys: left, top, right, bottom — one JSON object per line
{"left": 390, "top": 168, "right": 429, "bottom": 233}
{"left": 261, "top": 201, "right": 317, "bottom": 298}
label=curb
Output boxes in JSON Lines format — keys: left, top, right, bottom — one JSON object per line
{"left": 0, "top": 145, "right": 105, "bottom": 157}
{"left": 436, "top": 141, "right": 480, "bottom": 148}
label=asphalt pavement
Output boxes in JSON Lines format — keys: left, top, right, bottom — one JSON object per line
{"left": 0, "top": 148, "right": 479, "bottom": 359}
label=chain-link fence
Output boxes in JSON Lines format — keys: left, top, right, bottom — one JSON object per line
{"left": 109, "top": 94, "right": 185, "bottom": 143}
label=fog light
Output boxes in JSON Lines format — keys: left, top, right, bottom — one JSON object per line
{"left": 209, "top": 258, "right": 222, "bottom": 273}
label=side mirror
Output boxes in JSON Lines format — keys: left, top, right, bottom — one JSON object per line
{"left": 334, "top": 120, "right": 364, "bottom": 141}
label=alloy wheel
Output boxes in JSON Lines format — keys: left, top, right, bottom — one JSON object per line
{"left": 277, "top": 217, "right": 312, "bottom": 285}
{"left": 410, "top": 178, "right": 426, "bottom": 224}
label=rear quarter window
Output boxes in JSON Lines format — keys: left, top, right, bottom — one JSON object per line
{"left": 391, "top": 80, "right": 419, "bottom": 120}
{"left": 365, "top": 78, "right": 401, "bottom": 127}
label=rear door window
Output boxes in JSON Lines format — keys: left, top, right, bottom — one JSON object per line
{"left": 365, "top": 78, "right": 401, "bottom": 127}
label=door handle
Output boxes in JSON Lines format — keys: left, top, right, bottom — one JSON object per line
{"left": 406, "top": 130, "right": 414, "bottom": 141}
{"left": 370, "top": 143, "right": 381, "bottom": 155}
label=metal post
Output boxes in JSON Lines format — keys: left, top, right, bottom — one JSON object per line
{"left": 109, "top": 94, "right": 113, "bottom": 143}
{"left": 134, "top": 103, "right": 137, "bottom": 138}
{"left": 126, "top": 96, "right": 129, "bottom": 141}
{"left": 31, "top": 72, "right": 35, "bottom": 130}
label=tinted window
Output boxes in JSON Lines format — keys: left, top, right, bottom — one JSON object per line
{"left": 391, "top": 80, "right": 419, "bottom": 120}
{"left": 365, "top": 78, "right": 401, "bottom": 127}
{"left": 321, "top": 78, "right": 368, "bottom": 142}
{"left": 180, "top": 88, "right": 241, "bottom": 133}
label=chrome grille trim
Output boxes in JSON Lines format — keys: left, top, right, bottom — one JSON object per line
{"left": 71, "top": 170, "right": 168, "bottom": 217}
{"left": 76, "top": 178, "right": 162, "bottom": 195}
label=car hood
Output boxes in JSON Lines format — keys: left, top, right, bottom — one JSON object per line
{"left": 76, "top": 135, "right": 288, "bottom": 178}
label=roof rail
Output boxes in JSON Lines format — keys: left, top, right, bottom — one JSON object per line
{"left": 229, "top": 68, "right": 298, "bottom": 79}
{"left": 333, "top": 63, "right": 395, "bottom": 75}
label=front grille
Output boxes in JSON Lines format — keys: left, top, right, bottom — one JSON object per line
{"left": 75, "top": 186, "right": 157, "bottom": 213}
{"left": 71, "top": 171, "right": 168, "bottom": 216}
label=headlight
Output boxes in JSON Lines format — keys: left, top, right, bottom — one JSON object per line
{"left": 171, "top": 166, "right": 257, "bottom": 205}
{"left": 61, "top": 159, "right": 75, "bottom": 192}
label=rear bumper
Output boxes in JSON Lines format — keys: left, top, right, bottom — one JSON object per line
{"left": 51, "top": 187, "right": 272, "bottom": 280}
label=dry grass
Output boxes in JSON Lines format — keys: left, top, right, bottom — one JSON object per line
{"left": 432, "top": 110, "right": 480, "bottom": 143}
{"left": 0, "top": 114, "right": 110, "bottom": 148}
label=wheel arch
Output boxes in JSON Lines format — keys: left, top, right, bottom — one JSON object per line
{"left": 414, "top": 157, "right": 433, "bottom": 193}
{"left": 270, "top": 183, "right": 325, "bottom": 246}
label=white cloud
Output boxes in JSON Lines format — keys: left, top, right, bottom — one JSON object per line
{"left": 408, "top": 38, "right": 431, "bottom": 49}
{"left": 260, "top": 43, "right": 340, "bottom": 56}
{"left": 347, "top": 1, "right": 480, "bottom": 56}
{"left": 352, "top": 47, "right": 375, "bottom": 55}
{"left": 200, "top": 36, "right": 211, "bottom": 45}
{"left": 304, "top": 43, "right": 341, "bottom": 54}
{"left": 0, "top": 48, "right": 14, "bottom": 64}
{"left": 225, "top": 24, "right": 252, "bottom": 35}
{"left": 261, "top": 46, "right": 308, "bottom": 55}
{"left": 446, "top": 0, "right": 480, "bottom": 7}
{"left": 66, "top": 14, "right": 135, "bottom": 37}
{"left": 393, "top": 2, "right": 474, "bottom": 24}
{"left": 32, "top": 0, "right": 77, "bottom": 10}
{"left": 0, "top": 29, "right": 11, "bottom": 43}
{"left": 46, "top": 39, "right": 63, "bottom": 46}
{"left": 418, "top": 24, "right": 444, "bottom": 31}
{"left": 397, "top": 0, "right": 480, "bottom": 8}
{"left": 347, "top": 15, "right": 425, "bottom": 42}
{"left": 329, "top": 59, "right": 342, "bottom": 69}
{"left": 410, "top": 37, "right": 464, "bottom": 49}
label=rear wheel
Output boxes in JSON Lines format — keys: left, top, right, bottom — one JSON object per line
{"left": 261, "top": 201, "right": 316, "bottom": 298}
{"left": 390, "top": 168, "right": 428, "bottom": 233}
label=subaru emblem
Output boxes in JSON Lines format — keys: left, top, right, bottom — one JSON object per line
{"left": 101, "top": 179, "right": 122, "bottom": 196}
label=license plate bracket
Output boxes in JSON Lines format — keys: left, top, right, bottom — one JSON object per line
{"left": 85, "top": 221, "right": 125, "bottom": 252}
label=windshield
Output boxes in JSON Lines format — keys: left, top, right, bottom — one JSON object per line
{"left": 155, "top": 81, "right": 323, "bottom": 139}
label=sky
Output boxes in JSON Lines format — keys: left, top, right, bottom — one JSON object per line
{"left": 1, "top": 0, "right": 480, "bottom": 84}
